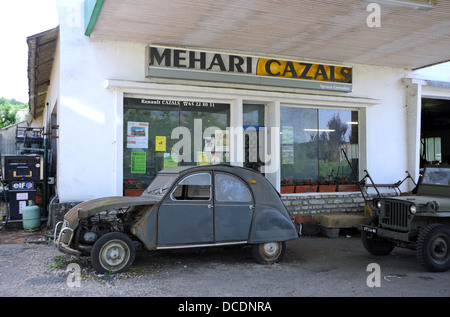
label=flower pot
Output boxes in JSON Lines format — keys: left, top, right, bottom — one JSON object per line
{"left": 35, "top": 193, "right": 43, "bottom": 206}
{"left": 295, "top": 185, "right": 318, "bottom": 193}
{"left": 280, "top": 186, "right": 295, "bottom": 194}
{"left": 318, "top": 185, "right": 337, "bottom": 192}
{"left": 338, "top": 184, "right": 359, "bottom": 192}
{"left": 123, "top": 188, "right": 145, "bottom": 196}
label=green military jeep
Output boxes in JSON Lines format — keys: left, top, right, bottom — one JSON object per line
{"left": 361, "top": 165, "right": 450, "bottom": 272}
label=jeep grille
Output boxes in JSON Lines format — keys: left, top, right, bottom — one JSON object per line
{"left": 381, "top": 200, "right": 409, "bottom": 230}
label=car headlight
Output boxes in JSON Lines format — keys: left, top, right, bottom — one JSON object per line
{"left": 409, "top": 205, "right": 417, "bottom": 214}
{"left": 376, "top": 201, "right": 382, "bottom": 209}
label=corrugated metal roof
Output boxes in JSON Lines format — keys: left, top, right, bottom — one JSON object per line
{"left": 27, "top": 26, "right": 59, "bottom": 121}
{"left": 88, "top": 0, "right": 450, "bottom": 69}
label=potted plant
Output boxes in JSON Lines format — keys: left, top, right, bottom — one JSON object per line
{"left": 123, "top": 179, "right": 145, "bottom": 196}
{"left": 336, "top": 176, "right": 359, "bottom": 192}
{"left": 295, "top": 178, "right": 318, "bottom": 193}
{"left": 317, "top": 178, "right": 337, "bottom": 192}
{"left": 280, "top": 178, "right": 295, "bottom": 194}
{"left": 35, "top": 185, "right": 43, "bottom": 207}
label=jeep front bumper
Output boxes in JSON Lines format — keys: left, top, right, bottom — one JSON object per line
{"left": 360, "top": 224, "right": 412, "bottom": 243}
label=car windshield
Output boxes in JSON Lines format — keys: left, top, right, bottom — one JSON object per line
{"left": 421, "top": 167, "right": 450, "bottom": 186}
{"left": 145, "top": 174, "right": 178, "bottom": 196}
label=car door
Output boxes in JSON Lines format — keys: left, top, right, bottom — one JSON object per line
{"left": 157, "top": 172, "right": 214, "bottom": 245}
{"left": 214, "top": 172, "right": 254, "bottom": 242}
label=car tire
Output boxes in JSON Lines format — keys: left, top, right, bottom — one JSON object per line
{"left": 91, "top": 232, "right": 136, "bottom": 274}
{"left": 361, "top": 214, "right": 395, "bottom": 256}
{"left": 251, "top": 241, "right": 286, "bottom": 264}
{"left": 416, "top": 223, "right": 450, "bottom": 272}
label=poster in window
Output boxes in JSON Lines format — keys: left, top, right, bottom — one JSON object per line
{"left": 163, "top": 153, "right": 178, "bottom": 169}
{"left": 127, "top": 122, "right": 149, "bottom": 149}
{"left": 155, "top": 136, "right": 166, "bottom": 152}
{"left": 204, "top": 137, "right": 215, "bottom": 152}
{"left": 131, "top": 152, "right": 146, "bottom": 173}
{"left": 214, "top": 130, "right": 229, "bottom": 152}
{"left": 211, "top": 153, "right": 222, "bottom": 165}
{"left": 197, "top": 152, "right": 211, "bottom": 166}
{"left": 282, "top": 126, "right": 294, "bottom": 145}
{"left": 282, "top": 145, "right": 294, "bottom": 165}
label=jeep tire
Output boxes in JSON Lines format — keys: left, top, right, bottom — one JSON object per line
{"left": 416, "top": 224, "right": 450, "bottom": 272}
{"left": 361, "top": 214, "right": 395, "bottom": 256}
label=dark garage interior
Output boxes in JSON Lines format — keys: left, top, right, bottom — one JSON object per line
{"left": 421, "top": 98, "right": 450, "bottom": 167}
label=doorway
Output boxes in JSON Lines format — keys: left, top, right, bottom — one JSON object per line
{"left": 243, "top": 104, "right": 265, "bottom": 174}
{"left": 421, "top": 98, "right": 450, "bottom": 167}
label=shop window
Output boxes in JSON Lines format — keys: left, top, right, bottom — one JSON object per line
{"left": 123, "top": 98, "right": 230, "bottom": 190}
{"left": 280, "top": 106, "right": 358, "bottom": 187}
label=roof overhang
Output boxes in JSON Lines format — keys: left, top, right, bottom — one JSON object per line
{"left": 85, "top": 0, "right": 450, "bottom": 70}
{"left": 27, "top": 26, "right": 59, "bottom": 122}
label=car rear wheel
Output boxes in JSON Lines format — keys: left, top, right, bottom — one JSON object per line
{"left": 361, "top": 214, "right": 395, "bottom": 256}
{"left": 251, "top": 241, "right": 286, "bottom": 264}
{"left": 91, "top": 232, "right": 136, "bottom": 274}
{"left": 416, "top": 224, "right": 450, "bottom": 272}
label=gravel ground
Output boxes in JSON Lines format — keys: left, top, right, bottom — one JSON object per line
{"left": 1, "top": 225, "right": 449, "bottom": 299}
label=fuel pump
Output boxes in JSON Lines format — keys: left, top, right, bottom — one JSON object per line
{"left": 1, "top": 155, "right": 42, "bottom": 220}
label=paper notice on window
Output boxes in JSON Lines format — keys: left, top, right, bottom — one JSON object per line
{"left": 127, "top": 122, "right": 149, "bottom": 149}
{"left": 155, "top": 136, "right": 166, "bottom": 152}
{"left": 131, "top": 152, "right": 146, "bottom": 174}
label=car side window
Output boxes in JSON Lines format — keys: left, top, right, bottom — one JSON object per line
{"left": 215, "top": 173, "right": 251, "bottom": 202}
{"left": 171, "top": 173, "right": 211, "bottom": 201}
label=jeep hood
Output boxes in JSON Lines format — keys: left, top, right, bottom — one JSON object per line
{"left": 386, "top": 194, "right": 450, "bottom": 211}
{"left": 63, "top": 196, "right": 160, "bottom": 230}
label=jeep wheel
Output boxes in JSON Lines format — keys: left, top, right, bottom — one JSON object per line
{"left": 416, "top": 224, "right": 450, "bottom": 272}
{"left": 361, "top": 215, "right": 395, "bottom": 256}
{"left": 91, "top": 232, "right": 136, "bottom": 274}
{"left": 252, "top": 241, "right": 286, "bottom": 264}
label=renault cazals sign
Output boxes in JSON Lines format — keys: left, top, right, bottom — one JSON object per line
{"left": 147, "top": 45, "right": 352, "bottom": 92}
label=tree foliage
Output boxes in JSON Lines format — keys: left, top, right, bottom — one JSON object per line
{"left": 0, "top": 97, "right": 28, "bottom": 129}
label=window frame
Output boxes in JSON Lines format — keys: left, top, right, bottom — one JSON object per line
{"left": 170, "top": 172, "right": 212, "bottom": 201}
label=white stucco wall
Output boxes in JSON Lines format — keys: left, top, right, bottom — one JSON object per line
{"left": 350, "top": 65, "right": 414, "bottom": 187}
{"left": 56, "top": 0, "right": 146, "bottom": 201}
{"left": 53, "top": 0, "right": 420, "bottom": 202}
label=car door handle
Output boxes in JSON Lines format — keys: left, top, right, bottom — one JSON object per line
{"left": 207, "top": 204, "right": 214, "bottom": 209}
{"left": 249, "top": 205, "right": 254, "bottom": 210}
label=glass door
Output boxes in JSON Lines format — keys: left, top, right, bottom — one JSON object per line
{"left": 243, "top": 104, "right": 265, "bottom": 174}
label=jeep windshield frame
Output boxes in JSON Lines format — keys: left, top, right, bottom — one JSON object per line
{"left": 417, "top": 166, "right": 450, "bottom": 196}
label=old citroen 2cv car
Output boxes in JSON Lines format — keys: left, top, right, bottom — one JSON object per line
{"left": 55, "top": 165, "right": 299, "bottom": 273}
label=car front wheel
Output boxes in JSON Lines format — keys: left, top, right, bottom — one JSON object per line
{"left": 91, "top": 232, "right": 136, "bottom": 274}
{"left": 416, "top": 224, "right": 450, "bottom": 272}
{"left": 251, "top": 241, "right": 286, "bottom": 264}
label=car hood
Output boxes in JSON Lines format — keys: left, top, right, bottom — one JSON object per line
{"left": 63, "top": 195, "right": 160, "bottom": 230}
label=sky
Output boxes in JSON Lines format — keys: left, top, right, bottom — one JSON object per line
{"left": 0, "top": 0, "right": 59, "bottom": 103}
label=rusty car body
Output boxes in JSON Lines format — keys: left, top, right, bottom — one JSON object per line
{"left": 55, "top": 165, "right": 299, "bottom": 273}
